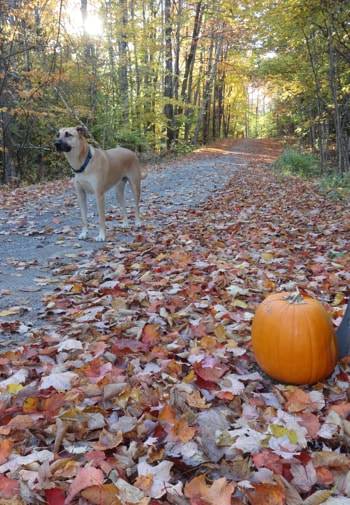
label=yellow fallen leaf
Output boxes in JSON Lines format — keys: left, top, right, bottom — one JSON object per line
{"left": 332, "top": 292, "right": 345, "bottom": 306}
{"left": 214, "top": 324, "right": 227, "bottom": 342}
{"left": 261, "top": 252, "right": 274, "bottom": 261}
{"left": 7, "top": 384, "right": 23, "bottom": 395}
{"left": 0, "top": 307, "right": 22, "bottom": 317}
{"left": 183, "top": 370, "right": 196, "bottom": 383}
{"left": 233, "top": 299, "right": 248, "bottom": 309}
{"left": 23, "top": 397, "right": 39, "bottom": 413}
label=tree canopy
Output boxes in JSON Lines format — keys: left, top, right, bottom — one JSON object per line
{"left": 0, "top": 0, "right": 349, "bottom": 183}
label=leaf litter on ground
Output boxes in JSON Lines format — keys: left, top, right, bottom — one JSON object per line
{"left": 0, "top": 140, "right": 349, "bottom": 504}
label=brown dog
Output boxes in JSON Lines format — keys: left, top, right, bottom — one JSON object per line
{"left": 55, "top": 126, "right": 143, "bottom": 241}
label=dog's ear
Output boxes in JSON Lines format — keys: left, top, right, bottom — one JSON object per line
{"left": 76, "top": 125, "right": 88, "bottom": 137}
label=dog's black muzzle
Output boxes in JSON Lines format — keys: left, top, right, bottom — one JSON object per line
{"left": 54, "top": 140, "right": 71, "bottom": 153}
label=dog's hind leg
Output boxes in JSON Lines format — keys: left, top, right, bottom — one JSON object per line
{"left": 95, "top": 193, "right": 106, "bottom": 241}
{"left": 128, "top": 174, "right": 141, "bottom": 228}
{"left": 115, "top": 178, "right": 129, "bottom": 229}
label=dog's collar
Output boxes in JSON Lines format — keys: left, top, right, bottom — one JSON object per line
{"left": 73, "top": 147, "right": 92, "bottom": 174}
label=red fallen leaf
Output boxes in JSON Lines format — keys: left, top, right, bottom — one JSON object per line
{"left": 142, "top": 324, "right": 161, "bottom": 346}
{"left": 85, "top": 450, "right": 106, "bottom": 465}
{"left": 65, "top": 466, "right": 104, "bottom": 504}
{"left": 111, "top": 339, "right": 146, "bottom": 355}
{"left": 193, "top": 357, "right": 228, "bottom": 383}
{"left": 298, "top": 413, "right": 320, "bottom": 439}
{"left": 42, "top": 393, "right": 66, "bottom": 419}
{"left": 245, "top": 483, "right": 285, "bottom": 505}
{"left": 45, "top": 488, "right": 66, "bottom": 505}
{"left": 83, "top": 358, "right": 112, "bottom": 384}
{"left": 189, "top": 322, "right": 207, "bottom": 338}
{"left": 253, "top": 450, "right": 283, "bottom": 474}
{"left": 216, "top": 391, "right": 235, "bottom": 400}
{"left": 0, "top": 475, "right": 20, "bottom": 498}
{"left": 195, "top": 376, "right": 220, "bottom": 391}
{"left": 184, "top": 474, "right": 235, "bottom": 505}
{"left": 0, "top": 438, "right": 13, "bottom": 464}
{"left": 297, "top": 451, "right": 312, "bottom": 466}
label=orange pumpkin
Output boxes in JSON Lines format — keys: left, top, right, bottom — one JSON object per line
{"left": 251, "top": 292, "right": 338, "bottom": 385}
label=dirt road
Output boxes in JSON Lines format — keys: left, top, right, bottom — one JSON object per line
{"left": 0, "top": 139, "right": 279, "bottom": 346}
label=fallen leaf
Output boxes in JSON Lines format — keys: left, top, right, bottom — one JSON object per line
{"left": 290, "top": 462, "right": 317, "bottom": 493}
{"left": 312, "top": 452, "right": 350, "bottom": 470}
{"left": 137, "top": 460, "right": 173, "bottom": 498}
{"left": 81, "top": 484, "right": 121, "bottom": 505}
{"left": 64, "top": 466, "right": 104, "bottom": 504}
{"left": 245, "top": 482, "right": 285, "bottom": 505}
{"left": 40, "top": 372, "right": 78, "bottom": 391}
{"left": 184, "top": 475, "right": 235, "bottom": 505}
{"left": 0, "top": 439, "right": 13, "bottom": 464}
{"left": 45, "top": 488, "right": 66, "bottom": 505}
{"left": 0, "top": 475, "right": 20, "bottom": 498}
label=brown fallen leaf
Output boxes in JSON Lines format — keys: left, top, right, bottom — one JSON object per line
{"left": 81, "top": 484, "right": 122, "bottom": 505}
{"left": 285, "top": 388, "right": 312, "bottom": 413}
{"left": 184, "top": 475, "right": 235, "bottom": 505}
{"left": 312, "top": 452, "right": 350, "bottom": 470}
{"left": 0, "top": 439, "right": 13, "bottom": 465}
{"left": 245, "top": 483, "right": 285, "bottom": 505}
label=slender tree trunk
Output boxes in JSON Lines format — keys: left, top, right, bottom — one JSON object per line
{"left": 304, "top": 31, "right": 326, "bottom": 171}
{"left": 328, "top": 28, "right": 349, "bottom": 172}
{"left": 118, "top": 0, "right": 129, "bottom": 123}
{"left": 180, "top": 0, "right": 203, "bottom": 141}
{"left": 173, "top": 0, "right": 183, "bottom": 141}
{"left": 193, "top": 33, "right": 223, "bottom": 145}
{"left": 163, "top": 0, "right": 174, "bottom": 148}
{"left": 0, "top": 6, "right": 17, "bottom": 183}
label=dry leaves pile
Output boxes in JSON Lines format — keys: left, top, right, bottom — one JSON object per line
{"left": 1, "top": 150, "right": 350, "bottom": 505}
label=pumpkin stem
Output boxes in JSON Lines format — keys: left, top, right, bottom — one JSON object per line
{"left": 285, "top": 290, "right": 305, "bottom": 304}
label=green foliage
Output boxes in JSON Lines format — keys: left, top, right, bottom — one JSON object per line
{"left": 113, "top": 130, "right": 150, "bottom": 153}
{"left": 319, "top": 172, "right": 350, "bottom": 200}
{"left": 275, "top": 147, "right": 350, "bottom": 199}
{"left": 274, "top": 148, "right": 320, "bottom": 177}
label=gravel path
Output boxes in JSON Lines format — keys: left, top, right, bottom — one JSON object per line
{"left": 0, "top": 140, "right": 248, "bottom": 346}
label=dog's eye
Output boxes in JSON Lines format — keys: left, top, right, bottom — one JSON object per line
{"left": 56, "top": 133, "right": 59, "bottom": 137}
{"left": 65, "top": 132, "right": 72, "bottom": 137}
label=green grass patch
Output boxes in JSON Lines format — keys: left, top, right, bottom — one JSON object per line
{"left": 319, "top": 172, "right": 350, "bottom": 199}
{"left": 274, "top": 148, "right": 321, "bottom": 178}
{"left": 274, "top": 148, "right": 350, "bottom": 199}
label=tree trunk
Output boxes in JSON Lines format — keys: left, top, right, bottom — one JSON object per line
{"left": 118, "top": 0, "right": 129, "bottom": 124}
{"left": 328, "top": 28, "right": 349, "bottom": 172}
{"left": 163, "top": 0, "right": 174, "bottom": 148}
{"left": 173, "top": 0, "right": 183, "bottom": 141}
{"left": 304, "top": 31, "right": 326, "bottom": 171}
{"left": 193, "top": 33, "right": 223, "bottom": 145}
{"left": 180, "top": 0, "right": 203, "bottom": 141}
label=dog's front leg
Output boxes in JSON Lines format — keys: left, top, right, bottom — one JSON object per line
{"left": 95, "top": 193, "right": 106, "bottom": 241}
{"left": 75, "top": 183, "right": 88, "bottom": 240}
